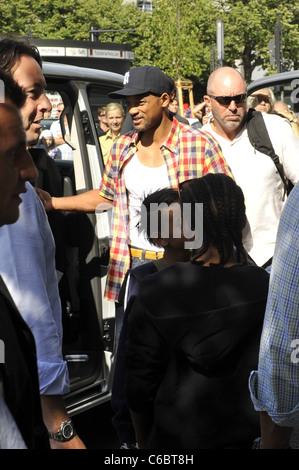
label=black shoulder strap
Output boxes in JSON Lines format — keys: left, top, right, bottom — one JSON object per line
{"left": 247, "top": 108, "right": 291, "bottom": 199}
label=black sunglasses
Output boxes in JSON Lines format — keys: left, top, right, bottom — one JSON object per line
{"left": 208, "top": 93, "right": 247, "bottom": 106}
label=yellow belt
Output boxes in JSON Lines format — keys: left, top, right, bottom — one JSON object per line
{"left": 130, "top": 247, "right": 164, "bottom": 260}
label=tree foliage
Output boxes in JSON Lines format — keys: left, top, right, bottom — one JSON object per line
{"left": 0, "top": 0, "right": 297, "bottom": 94}
{"left": 0, "top": 0, "right": 143, "bottom": 45}
{"left": 214, "top": 0, "right": 299, "bottom": 83}
{"left": 133, "top": 0, "right": 215, "bottom": 93}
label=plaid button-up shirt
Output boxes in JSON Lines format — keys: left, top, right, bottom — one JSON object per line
{"left": 99, "top": 118, "right": 232, "bottom": 302}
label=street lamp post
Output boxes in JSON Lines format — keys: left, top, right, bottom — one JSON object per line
{"left": 216, "top": 19, "right": 224, "bottom": 68}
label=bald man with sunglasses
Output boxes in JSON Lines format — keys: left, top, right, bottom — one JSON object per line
{"left": 203, "top": 66, "right": 299, "bottom": 270}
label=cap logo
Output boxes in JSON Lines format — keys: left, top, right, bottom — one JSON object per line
{"left": 123, "top": 71, "right": 130, "bottom": 85}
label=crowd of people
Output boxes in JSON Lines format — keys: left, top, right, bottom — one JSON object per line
{"left": 0, "top": 32, "right": 299, "bottom": 450}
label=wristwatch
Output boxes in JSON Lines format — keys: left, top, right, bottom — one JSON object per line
{"left": 48, "top": 420, "right": 77, "bottom": 442}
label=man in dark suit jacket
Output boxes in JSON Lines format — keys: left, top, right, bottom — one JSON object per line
{"left": 0, "top": 278, "right": 49, "bottom": 448}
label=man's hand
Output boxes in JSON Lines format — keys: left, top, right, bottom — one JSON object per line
{"left": 276, "top": 108, "right": 297, "bottom": 123}
{"left": 41, "top": 395, "right": 87, "bottom": 449}
{"left": 35, "top": 187, "right": 53, "bottom": 211}
{"left": 193, "top": 102, "right": 206, "bottom": 121}
{"left": 35, "top": 187, "right": 112, "bottom": 212}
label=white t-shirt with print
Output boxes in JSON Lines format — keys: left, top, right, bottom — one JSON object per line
{"left": 124, "top": 154, "right": 170, "bottom": 252}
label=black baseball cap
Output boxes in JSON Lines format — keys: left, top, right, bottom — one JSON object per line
{"left": 108, "top": 66, "right": 172, "bottom": 98}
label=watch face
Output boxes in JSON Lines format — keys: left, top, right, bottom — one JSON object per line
{"left": 62, "top": 423, "right": 74, "bottom": 439}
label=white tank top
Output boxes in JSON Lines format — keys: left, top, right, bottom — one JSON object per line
{"left": 124, "top": 154, "right": 170, "bottom": 251}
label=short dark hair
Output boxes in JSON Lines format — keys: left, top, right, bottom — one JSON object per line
{"left": 181, "top": 173, "right": 248, "bottom": 265}
{"left": 0, "top": 34, "right": 42, "bottom": 75}
{"left": 166, "top": 75, "right": 176, "bottom": 101}
{"left": 140, "top": 188, "right": 181, "bottom": 247}
{"left": 0, "top": 68, "right": 26, "bottom": 108}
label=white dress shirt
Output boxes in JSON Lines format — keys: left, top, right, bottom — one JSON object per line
{"left": 203, "top": 113, "right": 299, "bottom": 266}
{"left": 0, "top": 183, "right": 69, "bottom": 395}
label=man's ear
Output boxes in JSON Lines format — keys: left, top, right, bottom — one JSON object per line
{"left": 203, "top": 95, "right": 211, "bottom": 107}
{"left": 161, "top": 93, "right": 171, "bottom": 108}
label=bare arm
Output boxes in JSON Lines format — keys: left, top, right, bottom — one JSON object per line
{"left": 290, "top": 121, "right": 299, "bottom": 138}
{"left": 54, "top": 135, "right": 70, "bottom": 146}
{"left": 35, "top": 187, "right": 113, "bottom": 213}
{"left": 259, "top": 411, "right": 292, "bottom": 449}
{"left": 41, "top": 395, "right": 86, "bottom": 449}
{"left": 193, "top": 102, "right": 206, "bottom": 121}
{"left": 275, "top": 109, "right": 299, "bottom": 137}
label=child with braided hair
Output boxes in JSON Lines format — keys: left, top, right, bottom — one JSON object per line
{"left": 112, "top": 187, "right": 190, "bottom": 449}
{"left": 182, "top": 173, "right": 249, "bottom": 266}
{"left": 125, "top": 173, "right": 269, "bottom": 449}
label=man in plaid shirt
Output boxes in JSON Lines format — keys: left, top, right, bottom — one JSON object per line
{"left": 40, "top": 65, "right": 232, "bottom": 302}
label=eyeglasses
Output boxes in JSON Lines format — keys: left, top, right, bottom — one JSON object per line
{"left": 208, "top": 93, "right": 247, "bottom": 106}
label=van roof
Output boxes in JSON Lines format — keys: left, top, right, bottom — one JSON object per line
{"left": 247, "top": 69, "right": 299, "bottom": 94}
{"left": 42, "top": 61, "right": 124, "bottom": 86}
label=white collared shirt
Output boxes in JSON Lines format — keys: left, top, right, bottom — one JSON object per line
{"left": 0, "top": 183, "right": 69, "bottom": 394}
{"left": 203, "top": 113, "right": 299, "bottom": 265}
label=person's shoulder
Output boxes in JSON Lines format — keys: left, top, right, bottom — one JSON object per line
{"left": 179, "top": 119, "right": 220, "bottom": 145}
{"left": 50, "top": 119, "right": 60, "bottom": 128}
{"left": 174, "top": 113, "right": 189, "bottom": 125}
{"left": 119, "top": 128, "right": 137, "bottom": 139}
{"left": 129, "top": 262, "right": 158, "bottom": 280}
{"left": 262, "top": 111, "right": 291, "bottom": 129}
{"left": 112, "top": 129, "right": 137, "bottom": 147}
{"left": 50, "top": 120, "right": 60, "bottom": 134}
{"left": 139, "top": 261, "right": 193, "bottom": 293}
{"left": 234, "top": 264, "right": 270, "bottom": 285}
{"left": 119, "top": 263, "right": 158, "bottom": 307}
{"left": 175, "top": 118, "right": 197, "bottom": 135}
{"left": 21, "top": 181, "right": 37, "bottom": 203}
{"left": 262, "top": 111, "right": 299, "bottom": 147}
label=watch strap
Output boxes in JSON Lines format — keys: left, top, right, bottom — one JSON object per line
{"left": 48, "top": 419, "right": 76, "bottom": 442}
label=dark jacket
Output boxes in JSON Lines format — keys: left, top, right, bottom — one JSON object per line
{"left": 125, "top": 262, "right": 269, "bottom": 449}
{"left": 111, "top": 262, "right": 159, "bottom": 444}
{"left": 0, "top": 276, "right": 49, "bottom": 449}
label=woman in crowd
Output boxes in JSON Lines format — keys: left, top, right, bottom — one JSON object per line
{"left": 99, "top": 102, "right": 125, "bottom": 164}
{"left": 39, "top": 129, "right": 62, "bottom": 159}
{"left": 247, "top": 88, "right": 275, "bottom": 114}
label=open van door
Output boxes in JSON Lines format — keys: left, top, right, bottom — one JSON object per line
{"left": 36, "top": 62, "right": 125, "bottom": 415}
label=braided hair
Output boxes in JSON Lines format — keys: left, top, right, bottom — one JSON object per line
{"left": 180, "top": 174, "right": 248, "bottom": 265}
